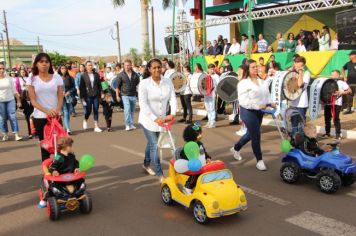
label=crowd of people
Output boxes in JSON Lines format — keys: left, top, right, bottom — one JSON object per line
{"left": 193, "top": 26, "right": 339, "bottom": 56}
{"left": 0, "top": 47, "right": 355, "bottom": 180}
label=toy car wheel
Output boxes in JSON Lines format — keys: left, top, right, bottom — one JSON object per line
{"left": 80, "top": 192, "right": 93, "bottom": 214}
{"left": 280, "top": 162, "right": 300, "bottom": 184}
{"left": 193, "top": 201, "right": 209, "bottom": 224}
{"left": 161, "top": 185, "right": 173, "bottom": 205}
{"left": 47, "top": 197, "right": 60, "bottom": 221}
{"left": 341, "top": 173, "right": 356, "bottom": 186}
{"left": 316, "top": 170, "right": 341, "bottom": 193}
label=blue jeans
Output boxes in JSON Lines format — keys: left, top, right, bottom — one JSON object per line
{"left": 142, "top": 126, "right": 163, "bottom": 177}
{"left": 234, "top": 107, "right": 264, "bottom": 161}
{"left": 0, "top": 99, "right": 19, "bottom": 133}
{"left": 204, "top": 96, "right": 216, "bottom": 124}
{"left": 85, "top": 96, "right": 99, "bottom": 121}
{"left": 62, "top": 102, "right": 73, "bottom": 131}
{"left": 291, "top": 107, "right": 307, "bottom": 136}
{"left": 122, "top": 96, "right": 136, "bottom": 127}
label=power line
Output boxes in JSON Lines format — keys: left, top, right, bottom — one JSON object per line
{"left": 8, "top": 22, "right": 113, "bottom": 37}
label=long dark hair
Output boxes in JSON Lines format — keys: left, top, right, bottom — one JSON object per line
{"left": 57, "top": 64, "right": 70, "bottom": 77}
{"left": 31, "top": 53, "right": 54, "bottom": 76}
{"left": 142, "top": 58, "right": 162, "bottom": 79}
{"left": 195, "top": 63, "right": 203, "bottom": 72}
{"left": 183, "top": 64, "right": 192, "bottom": 74}
{"left": 246, "top": 59, "right": 257, "bottom": 78}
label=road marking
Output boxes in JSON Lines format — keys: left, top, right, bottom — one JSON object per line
{"left": 111, "top": 144, "right": 170, "bottom": 165}
{"left": 347, "top": 190, "right": 356, "bottom": 198}
{"left": 240, "top": 185, "right": 291, "bottom": 206}
{"left": 285, "top": 211, "right": 356, "bottom": 236}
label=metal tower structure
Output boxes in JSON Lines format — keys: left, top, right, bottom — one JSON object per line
{"left": 176, "top": 9, "right": 191, "bottom": 68}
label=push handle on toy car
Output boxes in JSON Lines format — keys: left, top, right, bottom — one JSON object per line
{"left": 261, "top": 105, "right": 284, "bottom": 140}
{"left": 158, "top": 119, "right": 175, "bottom": 131}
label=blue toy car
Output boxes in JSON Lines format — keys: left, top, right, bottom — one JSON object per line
{"left": 280, "top": 145, "right": 356, "bottom": 193}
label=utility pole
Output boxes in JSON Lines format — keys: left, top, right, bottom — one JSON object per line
{"left": 3, "top": 10, "right": 12, "bottom": 68}
{"left": 0, "top": 33, "right": 6, "bottom": 67}
{"left": 115, "top": 21, "right": 122, "bottom": 63}
{"left": 151, "top": 6, "right": 156, "bottom": 58}
{"left": 37, "top": 36, "right": 41, "bottom": 52}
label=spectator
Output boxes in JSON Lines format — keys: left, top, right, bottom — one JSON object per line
{"left": 217, "top": 35, "right": 224, "bottom": 52}
{"left": 214, "top": 61, "right": 220, "bottom": 75}
{"left": 27, "top": 53, "right": 64, "bottom": 161}
{"left": 323, "top": 70, "right": 352, "bottom": 140}
{"left": 163, "top": 60, "right": 175, "bottom": 79}
{"left": 257, "top": 33, "right": 268, "bottom": 53}
{"left": 18, "top": 68, "right": 34, "bottom": 138}
{"left": 267, "top": 60, "right": 280, "bottom": 77}
{"left": 179, "top": 64, "right": 193, "bottom": 124}
{"left": 161, "top": 58, "right": 168, "bottom": 75}
{"left": 310, "top": 30, "right": 320, "bottom": 51}
{"left": 342, "top": 51, "right": 356, "bottom": 114}
{"left": 212, "top": 40, "right": 222, "bottom": 56}
{"left": 79, "top": 61, "right": 102, "bottom": 132}
{"left": 245, "top": 35, "right": 258, "bottom": 54}
{"left": 104, "top": 66, "right": 115, "bottom": 85}
{"left": 194, "top": 40, "right": 203, "bottom": 56}
{"left": 114, "top": 63, "right": 122, "bottom": 76}
{"left": 240, "top": 34, "right": 248, "bottom": 54}
{"left": 295, "top": 39, "right": 307, "bottom": 53}
{"left": 223, "top": 58, "right": 233, "bottom": 72}
{"left": 305, "top": 34, "right": 314, "bottom": 51}
{"left": 223, "top": 38, "right": 231, "bottom": 55}
{"left": 330, "top": 33, "right": 339, "bottom": 50}
{"left": 258, "top": 57, "right": 267, "bottom": 80}
{"left": 116, "top": 59, "right": 140, "bottom": 131}
{"left": 205, "top": 41, "right": 214, "bottom": 55}
{"left": 0, "top": 64, "right": 23, "bottom": 141}
{"left": 285, "top": 32, "right": 296, "bottom": 52}
{"left": 276, "top": 32, "right": 285, "bottom": 52}
{"left": 227, "top": 37, "right": 240, "bottom": 55}
{"left": 318, "top": 26, "right": 330, "bottom": 51}
{"left": 296, "top": 30, "right": 310, "bottom": 50}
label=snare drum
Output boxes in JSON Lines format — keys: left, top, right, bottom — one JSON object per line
{"left": 190, "top": 73, "right": 214, "bottom": 96}
{"left": 170, "top": 72, "right": 187, "bottom": 93}
{"left": 217, "top": 72, "right": 238, "bottom": 102}
{"left": 280, "top": 71, "right": 303, "bottom": 101}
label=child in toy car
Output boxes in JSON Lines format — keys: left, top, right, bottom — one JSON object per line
{"left": 294, "top": 123, "right": 327, "bottom": 157}
{"left": 38, "top": 137, "right": 83, "bottom": 208}
{"left": 180, "top": 123, "right": 211, "bottom": 195}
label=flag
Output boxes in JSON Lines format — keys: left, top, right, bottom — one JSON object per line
{"left": 243, "top": 0, "right": 258, "bottom": 12}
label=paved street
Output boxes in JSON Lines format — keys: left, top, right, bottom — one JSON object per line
{"left": 1, "top": 108, "right": 356, "bottom": 236}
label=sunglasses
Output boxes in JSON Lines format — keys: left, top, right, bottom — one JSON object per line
{"left": 192, "top": 122, "right": 201, "bottom": 131}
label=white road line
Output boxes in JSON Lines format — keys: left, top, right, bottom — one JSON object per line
{"left": 285, "top": 211, "right": 356, "bottom": 236}
{"left": 240, "top": 185, "right": 291, "bottom": 206}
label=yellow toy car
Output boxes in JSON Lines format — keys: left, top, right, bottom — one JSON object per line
{"left": 161, "top": 160, "right": 247, "bottom": 224}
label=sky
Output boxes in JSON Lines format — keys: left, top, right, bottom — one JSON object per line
{"left": 0, "top": 0, "right": 229, "bottom": 57}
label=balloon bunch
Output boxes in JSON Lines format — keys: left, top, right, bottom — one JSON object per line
{"left": 174, "top": 142, "right": 206, "bottom": 173}
{"left": 79, "top": 154, "right": 95, "bottom": 172}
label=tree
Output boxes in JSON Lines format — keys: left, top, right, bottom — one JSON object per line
{"left": 143, "top": 42, "right": 152, "bottom": 62}
{"left": 47, "top": 51, "right": 69, "bottom": 67}
{"left": 129, "top": 48, "right": 142, "bottom": 66}
{"left": 112, "top": 0, "right": 172, "bottom": 52}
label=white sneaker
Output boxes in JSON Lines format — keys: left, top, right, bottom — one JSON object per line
{"left": 125, "top": 126, "right": 131, "bottom": 131}
{"left": 83, "top": 120, "right": 88, "bottom": 130}
{"left": 2, "top": 134, "right": 9, "bottom": 141}
{"left": 230, "top": 147, "right": 242, "bottom": 161}
{"left": 94, "top": 127, "right": 102, "bottom": 132}
{"left": 130, "top": 125, "right": 137, "bottom": 130}
{"left": 182, "top": 187, "right": 192, "bottom": 195}
{"left": 256, "top": 160, "right": 267, "bottom": 171}
{"left": 142, "top": 165, "right": 156, "bottom": 176}
{"left": 159, "top": 176, "right": 164, "bottom": 183}
{"left": 15, "top": 133, "right": 23, "bottom": 141}
{"left": 207, "top": 123, "right": 216, "bottom": 129}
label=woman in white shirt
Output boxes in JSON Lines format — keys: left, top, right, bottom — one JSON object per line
{"left": 138, "top": 58, "right": 176, "bottom": 182}
{"left": 295, "top": 39, "right": 306, "bottom": 53}
{"left": 179, "top": 64, "right": 193, "bottom": 124}
{"left": 318, "top": 26, "right": 330, "bottom": 51}
{"left": 0, "top": 64, "right": 23, "bottom": 141}
{"left": 27, "top": 53, "right": 64, "bottom": 161}
{"left": 230, "top": 59, "right": 273, "bottom": 171}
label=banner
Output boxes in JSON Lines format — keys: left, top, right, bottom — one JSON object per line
{"left": 309, "top": 78, "right": 329, "bottom": 120}
{"left": 270, "top": 71, "right": 285, "bottom": 116}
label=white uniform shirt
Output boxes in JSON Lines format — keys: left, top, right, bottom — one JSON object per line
{"left": 290, "top": 71, "right": 310, "bottom": 108}
{"left": 26, "top": 74, "right": 63, "bottom": 119}
{"left": 0, "top": 76, "right": 17, "bottom": 102}
{"left": 227, "top": 43, "right": 241, "bottom": 55}
{"left": 138, "top": 76, "right": 177, "bottom": 132}
{"left": 336, "top": 80, "right": 350, "bottom": 106}
{"left": 238, "top": 77, "right": 271, "bottom": 110}
{"left": 181, "top": 73, "right": 192, "bottom": 95}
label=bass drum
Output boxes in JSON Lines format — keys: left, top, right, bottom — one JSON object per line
{"left": 281, "top": 71, "right": 303, "bottom": 101}
{"left": 216, "top": 71, "right": 238, "bottom": 102}
{"left": 320, "top": 78, "right": 338, "bottom": 104}
{"left": 170, "top": 72, "right": 187, "bottom": 93}
{"left": 190, "top": 73, "right": 214, "bottom": 96}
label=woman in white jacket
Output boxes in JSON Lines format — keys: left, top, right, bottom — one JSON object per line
{"left": 318, "top": 26, "right": 330, "bottom": 51}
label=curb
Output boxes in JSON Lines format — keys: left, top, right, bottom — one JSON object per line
{"left": 190, "top": 108, "right": 356, "bottom": 140}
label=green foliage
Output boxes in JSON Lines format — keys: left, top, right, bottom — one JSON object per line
{"left": 129, "top": 48, "right": 142, "bottom": 66}
{"left": 47, "top": 51, "right": 69, "bottom": 67}
{"left": 143, "top": 42, "right": 152, "bottom": 62}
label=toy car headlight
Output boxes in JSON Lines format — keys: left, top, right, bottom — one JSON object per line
{"left": 212, "top": 201, "right": 219, "bottom": 209}
{"left": 240, "top": 194, "right": 246, "bottom": 203}
{"left": 52, "top": 187, "right": 61, "bottom": 195}
{"left": 79, "top": 183, "right": 86, "bottom": 190}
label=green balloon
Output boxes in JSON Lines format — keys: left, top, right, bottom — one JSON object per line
{"left": 280, "top": 139, "right": 292, "bottom": 153}
{"left": 79, "top": 154, "right": 95, "bottom": 172}
{"left": 183, "top": 141, "right": 200, "bottom": 160}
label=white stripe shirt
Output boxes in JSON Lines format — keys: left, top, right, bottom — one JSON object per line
{"left": 238, "top": 77, "right": 271, "bottom": 110}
